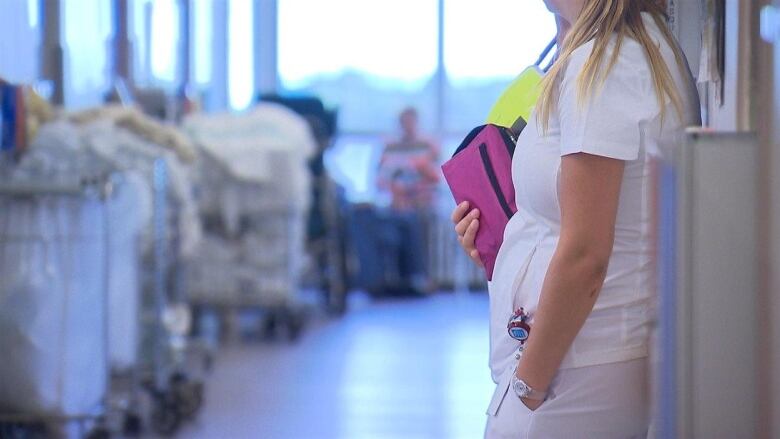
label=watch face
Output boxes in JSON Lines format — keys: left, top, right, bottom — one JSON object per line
{"left": 513, "top": 378, "right": 530, "bottom": 398}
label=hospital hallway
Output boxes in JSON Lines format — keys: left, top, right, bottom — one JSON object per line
{"left": 174, "top": 292, "right": 494, "bottom": 439}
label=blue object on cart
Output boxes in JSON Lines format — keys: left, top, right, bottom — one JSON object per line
{"left": 0, "top": 83, "right": 17, "bottom": 152}
{"left": 0, "top": 86, "right": 4, "bottom": 150}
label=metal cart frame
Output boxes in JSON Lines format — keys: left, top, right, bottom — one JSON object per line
{"left": 0, "top": 176, "right": 116, "bottom": 439}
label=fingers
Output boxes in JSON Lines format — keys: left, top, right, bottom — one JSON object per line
{"left": 454, "top": 208, "right": 480, "bottom": 237}
{"left": 451, "top": 201, "right": 470, "bottom": 224}
{"left": 462, "top": 218, "right": 479, "bottom": 249}
{"left": 469, "top": 249, "right": 483, "bottom": 267}
{"left": 462, "top": 219, "right": 483, "bottom": 267}
{"left": 465, "top": 222, "right": 483, "bottom": 267}
{"left": 452, "top": 201, "right": 483, "bottom": 267}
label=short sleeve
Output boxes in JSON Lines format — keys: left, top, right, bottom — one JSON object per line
{"left": 558, "top": 42, "right": 655, "bottom": 161}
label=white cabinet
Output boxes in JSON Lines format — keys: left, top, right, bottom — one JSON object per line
{"left": 655, "top": 131, "right": 760, "bottom": 439}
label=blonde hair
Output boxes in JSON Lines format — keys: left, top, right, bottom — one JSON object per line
{"left": 537, "top": 0, "right": 686, "bottom": 132}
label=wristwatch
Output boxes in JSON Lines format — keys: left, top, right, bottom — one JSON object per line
{"left": 511, "top": 376, "right": 548, "bottom": 401}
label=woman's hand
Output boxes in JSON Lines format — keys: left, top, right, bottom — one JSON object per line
{"left": 451, "top": 201, "right": 483, "bottom": 267}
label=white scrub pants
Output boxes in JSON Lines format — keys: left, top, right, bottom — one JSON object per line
{"left": 485, "top": 358, "right": 649, "bottom": 439}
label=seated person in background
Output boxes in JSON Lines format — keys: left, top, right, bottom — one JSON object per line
{"left": 375, "top": 107, "right": 440, "bottom": 295}
{"left": 378, "top": 107, "right": 440, "bottom": 211}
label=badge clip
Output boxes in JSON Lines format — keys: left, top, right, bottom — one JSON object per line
{"left": 507, "top": 307, "right": 531, "bottom": 345}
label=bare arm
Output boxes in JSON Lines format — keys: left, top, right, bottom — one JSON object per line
{"left": 514, "top": 152, "right": 624, "bottom": 409}
{"left": 376, "top": 148, "right": 391, "bottom": 191}
{"left": 413, "top": 141, "right": 442, "bottom": 184}
{"left": 415, "top": 157, "right": 441, "bottom": 184}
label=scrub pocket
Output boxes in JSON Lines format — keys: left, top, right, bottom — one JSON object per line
{"left": 485, "top": 366, "right": 535, "bottom": 438}
{"left": 485, "top": 361, "right": 562, "bottom": 439}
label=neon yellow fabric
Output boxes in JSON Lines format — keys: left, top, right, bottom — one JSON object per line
{"left": 486, "top": 66, "right": 544, "bottom": 128}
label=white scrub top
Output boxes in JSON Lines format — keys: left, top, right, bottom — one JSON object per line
{"left": 487, "top": 13, "right": 701, "bottom": 382}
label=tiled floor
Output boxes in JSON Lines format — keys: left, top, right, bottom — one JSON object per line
{"left": 176, "top": 292, "right": 494, "bottom": 439}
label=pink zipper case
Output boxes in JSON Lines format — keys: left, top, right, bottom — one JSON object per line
{"left": 441, "top": 124, "right": 518, "bottom": 281}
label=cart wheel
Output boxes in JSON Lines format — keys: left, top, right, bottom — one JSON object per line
{"left": 0, "top": 423, "right": 47, "bottom": 439}
{"left": 327, "top": 293, "right": 348, "bottom": 316}
{"left": 261, "top": 312, "right": 278, "bottom": 340}
{"left": 85, "top": 426, "right": 111, "bottom": 439}
{"left": 151, "top": 400, "right": 180, "bottom": 436}
{"left": 0, "top": 423, "right": 21, "bottom": 439}
{"left": 122, "top": 412, "right": 143, "bottom": 437}
{"left": 203, "top": 352, "right": 214, "bottom": 372}
{"left": 286, "top": 311, "right": 305, "bottom": 342}
{"left": 175, "top": 380, "right": 205, "bottom": 419}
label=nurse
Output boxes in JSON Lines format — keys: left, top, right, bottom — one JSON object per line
{"left": 452, "top": 0, "right": 701, "bottom": 437}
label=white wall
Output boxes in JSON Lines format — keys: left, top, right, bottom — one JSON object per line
{"left": 769, "top": 10, "right": 780, "bottom": 436}
{"left": 671, "top": 2, "right": 779, "bottom": 437}
{"left": 673, "top": 0, "right": 751, "bottom": 130}
{"left": 670, "top": 0, "right": 702, "bottom": 78}
{"left": 706, "top": 0, "right": 752, "bottom": 130}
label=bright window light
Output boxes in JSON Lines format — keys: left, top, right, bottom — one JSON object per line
{"left": 228, "top": 0, "right": 255, "bottom": 111}
{"left": 130, "top": 0, "right": 149, "bottom": 84}
{"left": 150, "top": 0, "right": 180, "bottom": 83}
{"left": 325, "top": 136, "right": 383, "bottom": 203}
{"left": 27, "top": 0, "right": 38, "bottom": 28}
{"left": 443, "top": 0, "right": 555, "bottom": 131}
{"left": 64, "top": 0, "right": 112, "bottom": 97}
{"left": 192, "top": 0, "right": 213, "bottom": 86}
{"left": 279, "top": 0, "right": 438, "bottom": 88}
{"left": 278, "top": 0, "right": 438, "bottom": 132}
{"left": 444, "top": 0, "right": 555, "bottom": 83}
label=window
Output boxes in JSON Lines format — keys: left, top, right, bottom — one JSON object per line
{"left": 150, "top": 0, "right": 181, "bottom": 84}
{"left": 191, "top": 0, "right": 213, "bottom": 86}
{"left": 0, "top": 0, "right": 42, "bottom": 85}
{"left": 228, "top": 0, "right": 255, "bottom": 111}
{"left": 278, "top": 0, "right": 439, "bottom": 133}
{"left": 129, "top": 0, "right": 182, "bottom": 87}
{"left": 129, "top": 0, "right": 149, "bottom": 85}
{"left": 324, "top": 135, "right": 384, "bottom": 203}
{"left": 63, "top": 0, "right": 113, "bottom": 107}
{"left": 27, "top": 0, "right": 38, "bottom": 28}
{"left": 443, "top": 0, "right": 556, "bottom": 133}
{"left": 296, "top": 2, "right": 554, "bottom": 202}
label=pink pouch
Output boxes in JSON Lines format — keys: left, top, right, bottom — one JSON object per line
{"left": 441, "top": 124, "right": 519, "bottom": 280}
